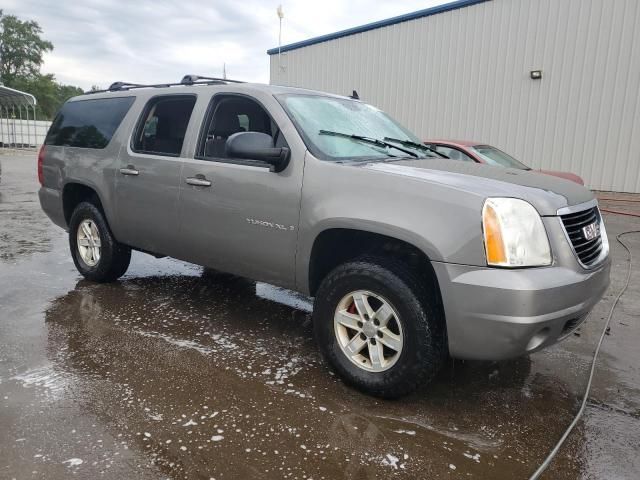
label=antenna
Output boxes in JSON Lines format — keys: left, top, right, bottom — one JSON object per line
{"left": 349, "top": 90, "right": 360, "bottom": 100}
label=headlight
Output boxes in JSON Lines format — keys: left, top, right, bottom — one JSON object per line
{"left": 482, "top": 198, "right": 551, "bottom": 267}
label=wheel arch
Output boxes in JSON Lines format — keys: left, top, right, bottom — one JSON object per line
{"left": 304, "top": 223, "right": 444, "bottom": 307}
{"left": 62, "top": 181, "right": 108, "bottom": 227}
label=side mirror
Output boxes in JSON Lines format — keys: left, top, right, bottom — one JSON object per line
{"left": 225, "top": 131, "right": 290, "bottom": 172}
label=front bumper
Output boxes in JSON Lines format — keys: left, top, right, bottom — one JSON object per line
{"left": 432, "top": 258, "right": 611, "bottom": 360}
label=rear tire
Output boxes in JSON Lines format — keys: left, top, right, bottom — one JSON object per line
{"left": 313, "top": 256, "right": 445, "bottom": 398}
{"left": 69, "top": 201, "right": 131, "bottom": 282}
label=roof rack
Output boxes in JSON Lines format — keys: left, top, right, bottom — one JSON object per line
{"left": 180, "top": 74, "right": 244, "bottom": 85}
{"left": 106, "top": 81, "right": 147, "bottom": 91}
{"left": 84, "top": 74, "right": 246, "bottom": 95}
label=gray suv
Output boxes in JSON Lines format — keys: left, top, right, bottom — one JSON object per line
{"left": 38, "top": 77, "right": 610, "bottom": 398}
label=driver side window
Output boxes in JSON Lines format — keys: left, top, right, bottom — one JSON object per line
{"left": 198, "top": 95, "right": 288, "bottom": 165}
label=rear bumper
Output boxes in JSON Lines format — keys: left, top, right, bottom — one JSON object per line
{"left": 38, "top": 187, "right": 67, "bottom": 230}
{"left": 433, "top": 258, "right": 610, "bottom": 360}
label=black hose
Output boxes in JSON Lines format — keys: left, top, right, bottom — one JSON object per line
{"left": 528, "top": 230, "right": 639, "bottom": 480}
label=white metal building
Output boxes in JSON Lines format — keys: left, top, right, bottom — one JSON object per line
{"left": 269, "top": 0, "right": 640, "bottom": 193}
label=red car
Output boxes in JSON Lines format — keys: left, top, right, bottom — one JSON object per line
{"left": 424, "top": 140, "right": 584, "bottom": 185}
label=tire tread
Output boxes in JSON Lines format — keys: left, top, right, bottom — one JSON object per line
{"left": 313, "top": 255, "right": 446, "bottom": 398}
{"left": 69, "top": 201, "right": 131, "bottom": 282}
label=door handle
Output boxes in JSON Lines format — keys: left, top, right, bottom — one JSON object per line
{"left": 186, "top": 175, "right": 212, "bottom": 187}
{"left": 119, "top": 165, "right": 139, "bottom": 176}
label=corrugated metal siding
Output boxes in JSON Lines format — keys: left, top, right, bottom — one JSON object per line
{"left": 270, "top": 0, "right": 640, "bottom": 193}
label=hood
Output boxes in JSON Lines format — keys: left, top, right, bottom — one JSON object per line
{"left": 538, "top": 169, "right": 585, "bottom": 185}
{"left": 362, "top": 159, "right": 594, "bottom": 216}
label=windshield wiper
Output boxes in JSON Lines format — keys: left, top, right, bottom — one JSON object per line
{"left": 383, "top": 137, "right": 449, "bottom": 158}
{"left": 319, "top": 130, "right": 418, "bottom": 158}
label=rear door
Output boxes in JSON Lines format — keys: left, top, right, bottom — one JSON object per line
{"left": 115, "top": 94, "right": 197, "bottom": 256}
{"left": 176, "top": 92, "right": 304, "bottom": 289}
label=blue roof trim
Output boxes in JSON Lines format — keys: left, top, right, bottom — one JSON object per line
{"left": 267, "top": 0, "right": 490, "bottom": 55}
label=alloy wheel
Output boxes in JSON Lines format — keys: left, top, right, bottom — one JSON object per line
{"left": 76, "top": 219, "right": 101, "bottom": 267}
{"left": 333, "top": 290, "right": 403, "bottom": 372}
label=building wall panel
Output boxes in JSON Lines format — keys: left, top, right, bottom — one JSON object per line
{"left": 270, "top": 0, "right": 640, "bottom": 193}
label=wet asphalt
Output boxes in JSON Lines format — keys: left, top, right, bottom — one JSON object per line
{"left": 0, "top": 152, "right": 639, "bottom": 480}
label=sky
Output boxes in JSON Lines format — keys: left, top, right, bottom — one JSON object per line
{"left": 3, "top": 0, "right": 447, "bottom": 90}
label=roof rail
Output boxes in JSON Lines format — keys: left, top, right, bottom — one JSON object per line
{"left": 84, "top": 82, "right": 161, "bottom": 94}
{"left": 181, "top": 74, "right": 245, "bottom": 85}
{"left": 83, "top": 76, "right": 247, "bottom": 95}
{"left": 108, "top": 81, "right": 146, "bottom": 91}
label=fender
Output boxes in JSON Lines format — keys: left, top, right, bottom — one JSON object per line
{"left": 296, "top": 217, "right": 443, "bottom": 294}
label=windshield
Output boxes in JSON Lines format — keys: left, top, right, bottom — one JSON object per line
{"left": 471, "top": 145, "right": 530, "bottom": 169}
{"left": 278, "top": 94, "right": 429, "bottom": 162}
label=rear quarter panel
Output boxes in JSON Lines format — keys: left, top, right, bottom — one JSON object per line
{"left": 42, "top": 94, "right": 142, "bottom": 237}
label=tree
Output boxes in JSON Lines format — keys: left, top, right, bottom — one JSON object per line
{"left": 10, "top": 74, "right": 83, "bottom": 119}
{"left": 0, "top": 11, "right": 83, "bottom": 119}
{"left": 0, "top": 10, "right": 53, "bottom": 84}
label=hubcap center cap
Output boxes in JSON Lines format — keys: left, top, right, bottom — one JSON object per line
{"left": 362, "top": 321, "right": 377, "bottom": 338}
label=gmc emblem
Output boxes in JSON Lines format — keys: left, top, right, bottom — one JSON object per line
{"left": 582, "top": 222, "right": 600, "bottom": 241}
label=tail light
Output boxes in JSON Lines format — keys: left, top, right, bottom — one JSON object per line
{"left": 37, "top": 145, "right": 45, "bottom": 185}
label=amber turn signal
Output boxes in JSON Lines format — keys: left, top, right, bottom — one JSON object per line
{"left": 482, "top": 202, "right": 507, "bottom": 265}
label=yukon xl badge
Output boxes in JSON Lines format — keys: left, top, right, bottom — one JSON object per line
{"left": 246, "top": 218, "right": 295, "bottom": 231}
{"left": 582, "top": 222, "right": 600, "bottom": 241}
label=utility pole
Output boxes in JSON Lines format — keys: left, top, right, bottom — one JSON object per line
{"left": 223, "top": 62, "right": 227, "bottom": 80}
{"left": 277, "top": 5, "right": 284, "bottom": 72}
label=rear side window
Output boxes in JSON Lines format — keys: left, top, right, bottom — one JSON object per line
{"left": 45, "top": 97, "right": 134, "bottom": 149}
{"left": 132, "top": 95, "right": 196, "bottom": 156}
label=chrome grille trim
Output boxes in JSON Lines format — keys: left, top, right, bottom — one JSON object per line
{"left": 559, "top": 203, "right": 607, "bottom": 268}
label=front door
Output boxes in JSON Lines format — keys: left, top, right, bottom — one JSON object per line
{"left": 177, "top": 93, "right": 303, "bottom": 289}
{"left": 115, "top": 94, "right": 197, "bottom": 256}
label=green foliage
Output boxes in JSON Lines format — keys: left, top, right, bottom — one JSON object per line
{"left": 0, "top": 10, "right": 84, "bottom": 120}
{"left": 0, "top": 9, "right": 52, "bottom": 82}
{"left": 9, "top": 74, "right": 83, "bottom": 120}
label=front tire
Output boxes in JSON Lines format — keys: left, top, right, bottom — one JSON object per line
{"left": 69, "top": 201, "right": 131, "bottom": 282}
{"left": 313, "top": 257, "right": 445, "bottom": 398}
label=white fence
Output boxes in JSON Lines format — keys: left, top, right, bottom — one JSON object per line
{"left": 0, "top": 118, "right": 51, "bottom": 149}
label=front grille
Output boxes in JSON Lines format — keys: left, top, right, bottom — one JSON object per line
{"left": 560, "top": 206, "right": 603, "bottom": 267}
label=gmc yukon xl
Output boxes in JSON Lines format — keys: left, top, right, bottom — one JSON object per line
{"left": 38, "top": 77, "right": 610, "bottom": 397}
